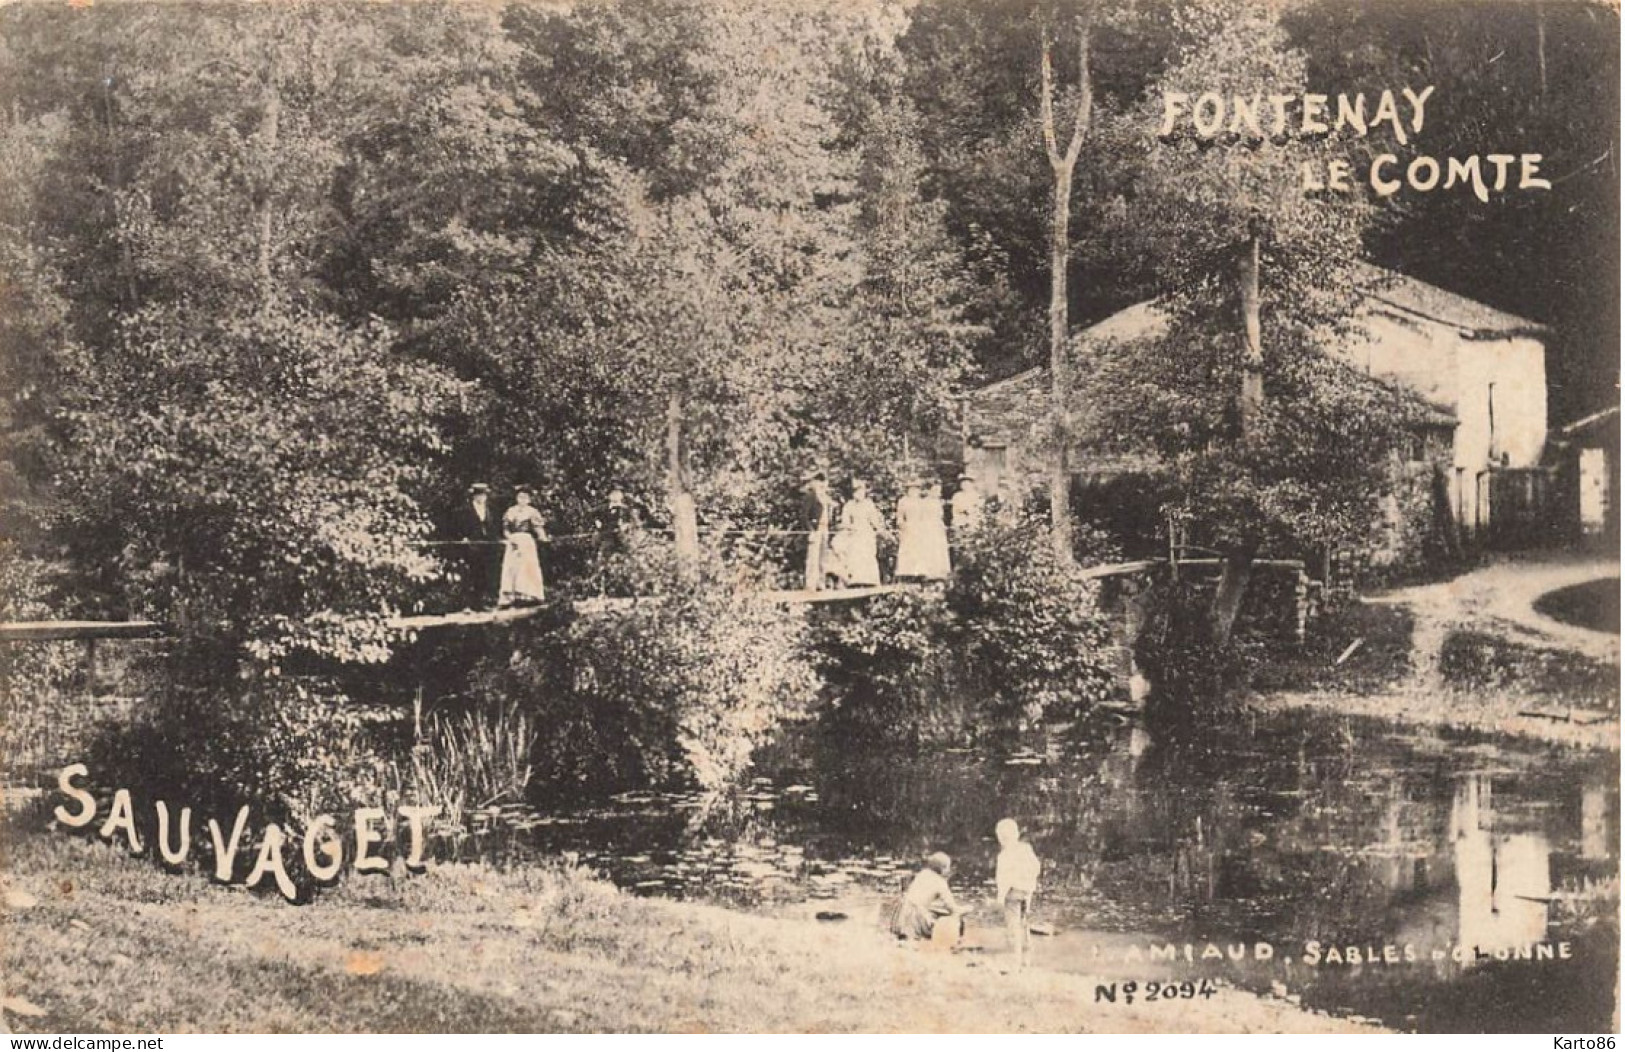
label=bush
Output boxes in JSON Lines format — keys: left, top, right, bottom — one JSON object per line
{"left": 1439, "top": 630, "right": 1617, "bottom": 705}
{"left": 0, "top": 548, "right": 97, "bottom": 781}
{"left": 811, "top": 513, "right": 1119, "bottom": 744}
{"left": 947, "top": 513, "right": 1119, "bottom": 733}
{"left": 811, "top": 588, "right": 967, "bottom": 745}
{"left": 469, "top": 541, "right": 819, "bottom": 793}
{"left": 89, "top": 671, "right": 402, "bottom": 829}
{"left": 81, "top": 536, "right": 814, "bottom": 829}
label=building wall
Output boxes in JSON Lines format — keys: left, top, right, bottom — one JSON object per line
{"left": 1368, "top": 430, "right": 1457, "bottom": 571}
{"left": 1452, "top": 337, "right": 1548, "bottom": 470}
{"left": 1549, "top": 409, "right": 1620, "bottom": 547}
{"left": 966, "top": 286, "right": 1548, "bottom": 555}
{"left": 1341, "top": 308, "right": 1460, "bottom": 410}
{"left": 1341, "top": 308, "right": 1547, "bottom": 530}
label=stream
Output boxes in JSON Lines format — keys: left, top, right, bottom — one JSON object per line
{"left": 452, "top": 708, "right": 1618, "bottom": 1033}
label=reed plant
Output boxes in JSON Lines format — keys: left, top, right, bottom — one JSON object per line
{"left": 407, "top": 701, "right": 537, "bottom": 825}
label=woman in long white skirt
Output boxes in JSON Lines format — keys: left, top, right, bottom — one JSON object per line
{"left": 894, "top": 482, "right": 931, "bottom": 580}
{"left": 831, "top": 479, "right": 888, "bottom": 587}
{"left": 916, "top": 481, "right": 952, "bottom": 580}
{"left": 499, "top": 488, "right": 548, "bottom": 607}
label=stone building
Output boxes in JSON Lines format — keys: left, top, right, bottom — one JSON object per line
{"left": 1340, "top": 265, "right": 1550, "bottom": 549}
{"left": 956, "top": 265, "right": 1549, "bottom": 568}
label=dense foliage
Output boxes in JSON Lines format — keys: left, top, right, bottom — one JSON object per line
{"left": 464, "top": 544, "right": 820, "bottom": 793}
{"left": 815, "top": 588, "right": 965, "bottom": 745}
{"left": 0, "top": 0, "right": 983, "bottom": 668}
{"left": 947, "top": 513, "right": 1119, "bottom": 729}
{"left": 0, "top": 0, "right": 1613, "bottom": 809}
{"left": 816, "top": 515, "right": 1118, "bottom": 744}
{"left": 88, "top": 672, "right": 400, "bottom": 829}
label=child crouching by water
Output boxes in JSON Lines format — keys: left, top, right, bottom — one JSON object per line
{"left": 890, "top": 851, "right": 967, "bottom": 947}
{"left": 995, "top": 819, "right": 1041, "bottom": 970}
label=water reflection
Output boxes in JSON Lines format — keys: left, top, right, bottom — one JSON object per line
{"left": 460, "top": 711, "right": 1617, "bottom": 1033}
{"left": 1453, "top": 776, "right": 1551, "bottom": 955}
{"left": 1582, "top": 779, "right": 1610, "bottom": 860}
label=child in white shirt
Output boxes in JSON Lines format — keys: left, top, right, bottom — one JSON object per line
{"left": 995, "top": 818, "right": 1041, "bottom": 969}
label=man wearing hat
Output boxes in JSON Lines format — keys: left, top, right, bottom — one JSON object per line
{"left": 799, "top": 468, "right": 832, "bottom": 592}
{"left": 454, "top": 482, "right": 503, "bottom": 608}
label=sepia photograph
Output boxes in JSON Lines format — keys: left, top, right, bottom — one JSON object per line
{"left": 0, "top": 0, "right": 1617, "bottom": 1037}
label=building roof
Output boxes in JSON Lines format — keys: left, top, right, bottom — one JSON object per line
{"left": 1364, "top": 373, "right": 1460, "bottom": 428}
{"left": 1352, "top": 264, "right": 1547, "bottom": 340}
{"left": 1556, "top": 405, "right": 1620, "bottom": 439}
{"left": 964, "top": 264, "right": 1541, "bottom": 447}
{"left": 973, "top": 299, "right": 1170, "bottom": 402}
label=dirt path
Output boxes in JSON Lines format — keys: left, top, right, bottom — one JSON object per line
{"left": 1257, "top": 554, "right": 1619, "bottom": 749}
{"left": 1369, "top": 554, "right": 1620, "bottom": 673}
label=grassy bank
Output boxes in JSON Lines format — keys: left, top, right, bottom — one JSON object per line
{"left": 1250, "top": 688, "right": 1618, "bottom": 750}
{"left": 0, "top": 810, "right": 1381, "bottom": 1034}
{"left": 1250, "top": 600, "right": 1619, "bottom": 750}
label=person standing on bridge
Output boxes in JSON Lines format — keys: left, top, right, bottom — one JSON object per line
{"left": 498, "top": 487, "right": 548, "bottom": 608}
{"left": 799, "top": 468, "right": 833, "bottom": 592}
{"left": 831, "top": 479, "right": 888, "bottom": 588}
{"left": 895, "top": 480, "right": 951, "bottom": 582}
{"left": 920, "top": 480, "right": 952, "bottom": 579}
{"left": 454, "top": 482, "right": 503, "bottom": 609}
{"left": 592, "top": 489, "right": 645, "bottom": 597}
{"left": 950, "top": 474, "right": 984, "bottom": 537}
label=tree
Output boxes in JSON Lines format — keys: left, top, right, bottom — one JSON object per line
{"left": 485, "top": 0, "right": 975, "bottom": 542}
{"left": 818, "top": 74, "right": 983, "bottom": 484}
{"left": 1038, "top": 14, "right": 1094, "bottom": 558}
{"left": 491, "top": 1, "right": 854, "bottom": 540}
{"left": 1079, "top": 0, "right": 1404, "bottom": 643}
{"left": 896, "top": 0, "right": 1177, "bottom": 383}
{"left": 1285, "top": 0, "right": 1620, "bottom": 428}
{"left": 0, "top": 2, "right": 523, "bottom": 666}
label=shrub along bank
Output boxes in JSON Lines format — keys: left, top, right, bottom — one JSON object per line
{"left": 41, "top": 518, "right": 1120, "bottom": 893}
{"left": 814, "top": 513, "right": 1119, "bottom": 745}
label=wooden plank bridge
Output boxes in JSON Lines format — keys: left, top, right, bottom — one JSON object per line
{"left": 0, "top": 558, "right": 1308, "bottom": 644}
{"left": 1, "top": 582, "right": 931, "bottom": 643}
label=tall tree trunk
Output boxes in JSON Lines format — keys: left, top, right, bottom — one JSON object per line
{"left": 1048, "top": 165, "right": 1074, "bottom": 559}
{"left": 1215, "top": 229, "right": 1267, "bottom": 645}
{"left": 666, "top": 391, "right": 698, "bottom": 571}
{"left": 256, "top": 81, "right": 281, "bottom": 303}
{"left": 1038, "top": 21, "right": 1092, "bottom": 562}
{"left": 102, "top": 66, "right": 139, "bottom": 311}
{"left": 1238, "top": 231, "right": 1264, "bottom": 438}
{"left": 1536, "top": 1, "right": 1548, "bottom": 98}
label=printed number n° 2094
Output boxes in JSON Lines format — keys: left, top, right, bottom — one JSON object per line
{"left": 1094, "top": 980, "right": 1218, "bottom": 1004}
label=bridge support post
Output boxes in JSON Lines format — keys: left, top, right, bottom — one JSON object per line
{"left": 1294, "top": 569, "right": 1310, "bottom": 643}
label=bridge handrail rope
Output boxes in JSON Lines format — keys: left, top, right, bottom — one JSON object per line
{"left": 419, "top": 524, "right": 987, "bottom": 547}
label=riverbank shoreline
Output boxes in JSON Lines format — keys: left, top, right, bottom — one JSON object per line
{"left": 1249, "top": 687, "right": 1619, "bottom": 751}
{"left": 0, "top": 817, "right": 1385, "bottom": 1035}
{"left": 1248, "top": 557, "right": 1619, "bottom": 750}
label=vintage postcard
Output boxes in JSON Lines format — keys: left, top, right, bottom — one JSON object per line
{"left": 0, "top": 0, "right": 1617, "bottom": 1037}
